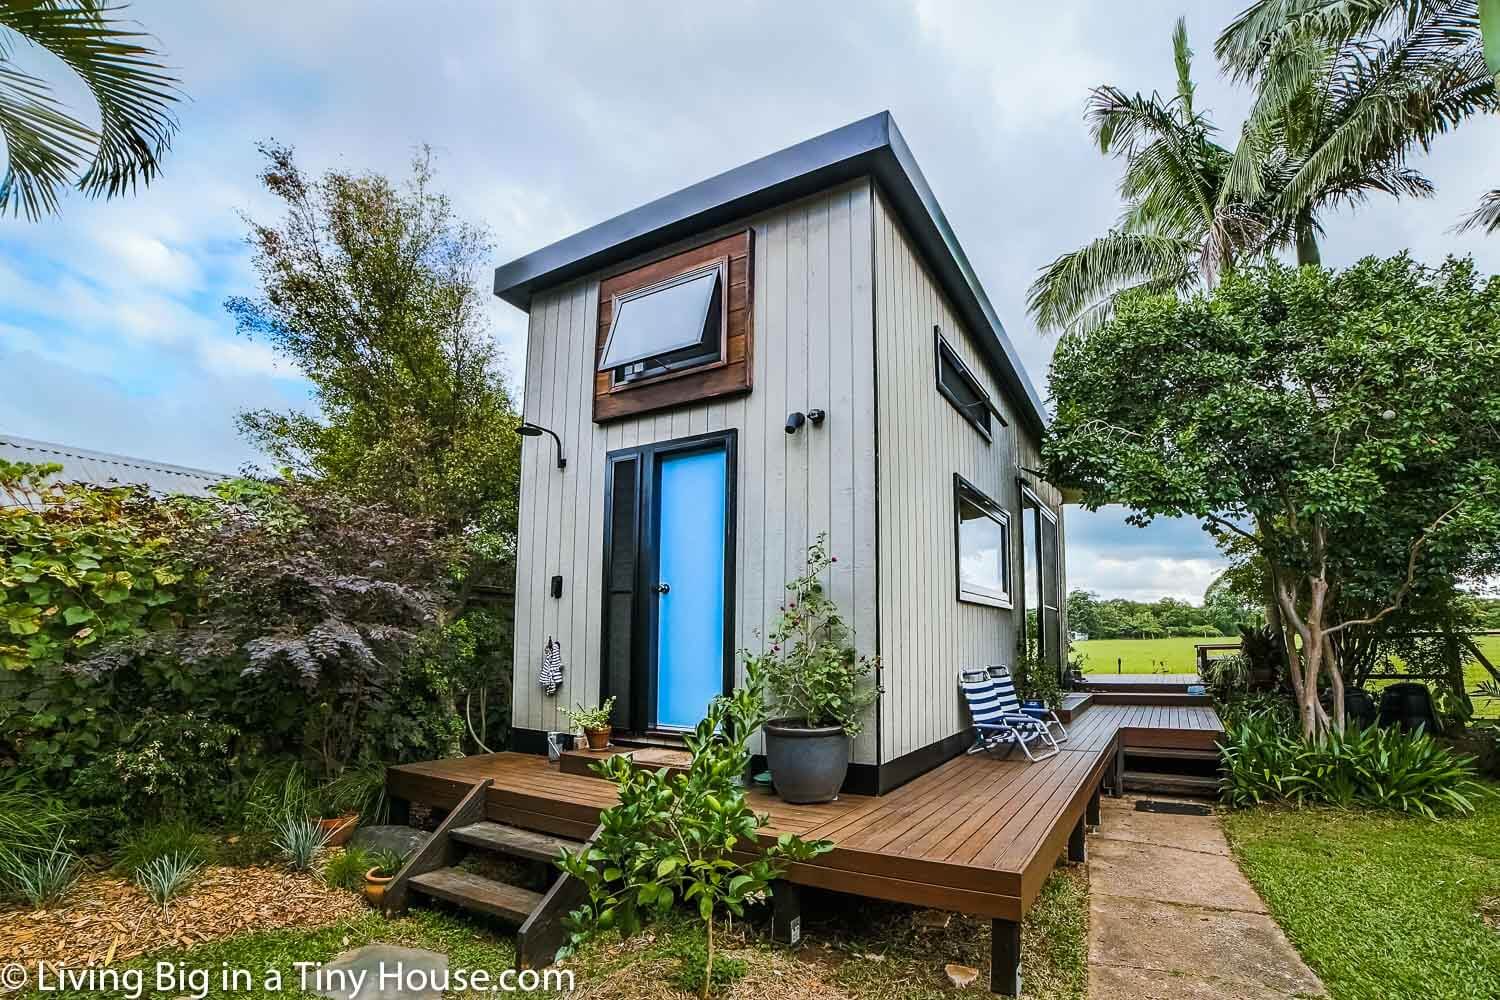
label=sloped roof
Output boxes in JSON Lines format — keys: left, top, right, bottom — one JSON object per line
{"left": 492, "top": 111, "right": 1048, "bottom": 432}
{"left": 0, "top": 434, "right": 228, "bottom": 500}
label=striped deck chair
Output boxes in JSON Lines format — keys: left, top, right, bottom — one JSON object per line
{"left": 959, "top": 669, "right": 1060, "bottom": 762}
{"left": 987, "top": 666, "right": 1068, "bottom": 744}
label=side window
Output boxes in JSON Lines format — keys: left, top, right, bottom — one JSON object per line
{"left": 935, "top": 327, "right": 1001, "bottom": 440}
{"left": 954, "top": 475, "right": 1012, "bottom": 608}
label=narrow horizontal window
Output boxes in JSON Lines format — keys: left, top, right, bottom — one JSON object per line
{"left": 955, "top": 475, "right": 1012, "bottom": 608}
{"left": 599, "top": 262, "right": 725, "bottom": 384}
{"left": 935, "top": 328, "right": 1001, "bottom": 440}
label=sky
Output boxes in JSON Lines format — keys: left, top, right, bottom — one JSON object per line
{"left": 2, "top": 1, "right": 1497, "bottom": 603}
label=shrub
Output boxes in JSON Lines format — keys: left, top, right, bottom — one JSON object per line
{"left": 134, "top": 852, "right": 201, "bottom": 911}
{"left": 273, "top": 816, "right": 330, "bottom": 872}
{"left": 1, "top": 834, "right": 82, "bottom": 908}
{"left": 1220, "top": 710, "right": 1488, "bottom": 817}
{"left": 113, "top": 820, "right": 215, "bottom": 875}
{"left": 743, "top": 534, "right": 877, "bottom": 734}
{"left": 75, "top": 712, "right": 240, "bottom": 826}
{"left": 318, "top": 758, "right": 389, "bottom": 823}
{"left": 236, "top": 759, "right": 314, "bottom": 833}
{"left": 323, "top": 846, "right": 375, "bottom": 891}
{"left": 1201, "top": 652, "right": 1251, "bottom": 700}
{"left": 0, "top": 776, "right": 79, "bottom": 869}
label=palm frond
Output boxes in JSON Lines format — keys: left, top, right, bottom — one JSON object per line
{"left": 1172, "top": 16, "right": 1197, "bottom": 110}
{"left": 0, "top": 0, "right": 181, "bottom": 219}
{"left": 0, "top": 61, "right": 95, "bottom": 218}
{"left": 1026, "top": 230, "right": 1199, "bottom": 335}
{"left": 1455, "top": 187, "right": 1500, "bottom": 232}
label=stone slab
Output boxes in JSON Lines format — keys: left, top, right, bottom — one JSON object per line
{"left": 1094, "top": 797, "right": 1231, "bottom": 857}
{"left": 314, "top": 944, "right": 448, "bottom": 1000}
{"left": 1088, "top": 837, "right": 1267, "bottom": 913}
{"left": 1090, "top": 895, "right": 1324, "bottom": 996}
{"left": 1090, "top": 962, "right": 1319, "bottom": 1000}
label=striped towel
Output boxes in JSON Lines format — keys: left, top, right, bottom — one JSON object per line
{"left": 539, "top": 637, "right": 563, "bottom": 695}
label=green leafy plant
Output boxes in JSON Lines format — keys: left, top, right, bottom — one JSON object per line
{"left": 273, "top": 816, "right": 330, "bottom": 872}
{"left": 558, "top": 664, "right": 833, "bottom": 1000}
{"left": 0, "top": 775, "right": 79, "bottom": 872}
{"left": 1201, "top": 652, "right": 1252, "bottom": 701}
{"left": 134, "top": 852, "right": 200, "bottom": 912}
{"left": 319, "top": 759, "right": 389, "bottom": 824}
{"left": 565, "top": 697, "right": 616, "bottom": 732}
{"left": 1, "top": 833, "right": 81, "bottom": 908}
{"left": 1220, "top": 709, "right": 1488, "bottom": 817}
{"left": 1014, "top": 648, "right": 1064, "bottom": 707}
{"left": 744, "top": 534, "right": 877, "bottom": 734}
{"left": 666, "top": 930, "right": 748, "bottom": 995}
{"left": 323, "top": 846, "right": 375, "bottom": 891}
{"left": 367, "top": 847, "right": 408, "bottom": 878}
{"left": 113, "top": 820, "right": 214, "bottom": 876}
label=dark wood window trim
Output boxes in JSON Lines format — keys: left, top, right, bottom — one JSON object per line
{"left": 954, "top": 474, "right": 1013, "bottom": 609}
{"left": 593, "top": 231, "right": 753, "bottom": 423}
{"left": 934, "top": 326, "right": 1005, "bottom": 441}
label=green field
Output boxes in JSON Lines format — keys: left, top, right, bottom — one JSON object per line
{"left": 1074, "top": 636, "right": 1499, "bottom": 717}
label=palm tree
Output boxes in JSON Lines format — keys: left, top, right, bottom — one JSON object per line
{"left": 0, "top": 1, "right": 179, "bottom": 220}
{"left": 1027, "top": 19, "right": 1267, "bottom": 335}
{"left": 1217, "top": 0, "right": 1499, "bottom": 259}
{"left": 1457, "top": 188, "right": 1500, "bottom": 232}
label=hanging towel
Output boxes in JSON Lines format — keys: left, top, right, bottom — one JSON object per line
{"left": 539, "top": 637, "right": 563, "bottom": 696}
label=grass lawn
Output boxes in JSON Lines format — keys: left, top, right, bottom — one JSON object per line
{"left": 1223, "top": 791, "right": 1500, "bottom": 1000}
{"left": 17, "top": 870, "right": 1089, "bottom": 999}
{"left": 1073, "top": 636, "right": 1212, "bottom": 674}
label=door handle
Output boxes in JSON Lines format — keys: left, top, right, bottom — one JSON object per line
{"left": 655, "top": 582, "right": 671, "bottom": 594}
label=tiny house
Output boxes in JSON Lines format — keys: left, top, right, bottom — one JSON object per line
{"left": 494, "top": 112, "right": 1067, "bottom": 794}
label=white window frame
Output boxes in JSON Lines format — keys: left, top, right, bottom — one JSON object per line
{"left": 954, "top": 474, "right": 1013, "bottom": 609}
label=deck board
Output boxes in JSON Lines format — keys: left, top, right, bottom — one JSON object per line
{"left": 388, "top": 701, "right": 1222, "bottom": 921}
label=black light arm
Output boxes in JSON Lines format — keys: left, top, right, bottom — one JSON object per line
{"left": 518, "top": 422, "right": 566, "bottom": 470}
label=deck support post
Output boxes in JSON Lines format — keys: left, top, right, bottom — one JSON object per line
{"left": 1067, "top": 814, "right": 1087, "bottom": 864}
{"left": 388, "top": 794, "right": 411, "bottom": 828}
{"left": 1086, "top": 786, "right": 1101, "bottom": 828}
{"left": 770, "top": 880, "right": 802, "bottom": 947}
{"left": 1113, "top": 745, "right": 1125, "bottom": 796}
{"left": 990, "top": 918, "right": 1022, "bottom": 996}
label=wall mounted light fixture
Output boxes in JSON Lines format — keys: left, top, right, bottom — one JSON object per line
{"left": 518, "top": 422, "right": 566, "bottom": 469}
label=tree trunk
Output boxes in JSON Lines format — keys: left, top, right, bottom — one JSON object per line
{"left": 1295, "top": 214, "right": 1322, "bottom": 267}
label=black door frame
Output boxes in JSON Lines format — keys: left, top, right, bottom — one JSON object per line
{"left": 1018, "top": 481, "right": 1062, "bottom": 680}
{"left": 600, "top": 428, "right": 738, "bottom": 734}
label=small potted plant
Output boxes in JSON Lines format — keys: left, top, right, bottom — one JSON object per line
{"left": 310, "top": 788, "right": 360, "bottom": 847}
{"left": 362, "top": 848, "right": 408, "bottom": 907}
{"left": 567, "top": 697, "right": 617, "bottom": 750}
{"left": 748, "top": 534, "right": 877, "bottom": 803}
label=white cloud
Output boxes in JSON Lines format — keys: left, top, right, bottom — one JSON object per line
{"left": 197, "top": 336, "right": 287, "bottom": 378}
{"left": 92, "top": 231, "right": 203, "bottom": 291}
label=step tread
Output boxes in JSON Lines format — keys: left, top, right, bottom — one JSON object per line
{"left": 408, "top": 867, "right": 543, "bottom": 923}
{"left": 450, "top": 822, "right": 583, "bottom": 863}
{"left": 1121, "top": 771, "right": 1221, "bottom": 790}
{"left": 1122, "top": 747, "right": 1222, "bottom": 761}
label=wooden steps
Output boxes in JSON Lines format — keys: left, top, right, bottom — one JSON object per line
{"left": 409, "top": 867, "right": 544, "bottom": 923}
{"left": 1081, "top": 680, "right": 1199, "bottom": 695}
{"left": 560, "top": 744, "right": 691, "bottom": 779}
{"left": 450, "top": 821, "right": 579, "bottom": 863}
{"left": 383, "top": 778, "right": 595, "bottom": 967}
{"left": 1056, "top": 692, "right": 1093, "bottom": 722}
{"left": 1093, "top": 692, "right": 1213, "bottom": 706}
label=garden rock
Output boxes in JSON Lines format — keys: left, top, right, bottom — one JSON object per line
{"left": 350, "top": 826, "right": 429, "bottom": 855}
{"left": 315, "top": 944, "right": 448, "bottom": 1000}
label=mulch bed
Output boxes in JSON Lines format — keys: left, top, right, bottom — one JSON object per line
{"left": 0, "top": 865, "right": 366, "bottom": 967}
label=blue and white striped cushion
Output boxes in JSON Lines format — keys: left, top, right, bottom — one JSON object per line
{"left": 961, "top": 676, "right": 1006, "bottom": 725}
{"left": 989, "top": 670, "right": 1022, "bottom": 716}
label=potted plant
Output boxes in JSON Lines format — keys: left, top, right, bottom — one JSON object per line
{"left": 567, "top": 697, "right": 617, "bottom": 750}
{"left": 748, "top": 534, "right": 877, "bottom": 803}
{"left": 309, "top": 788, "right": 360, "bottom": 847}
{"left": 362, "top": 848, "right": 408, "bottom": 907}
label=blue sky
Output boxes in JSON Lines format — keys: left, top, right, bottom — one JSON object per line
{"left": 3, "top": 1, "right": 1497, "bottom": 602}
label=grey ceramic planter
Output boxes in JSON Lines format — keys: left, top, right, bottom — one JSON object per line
{"left": 764, "top": 720, "right": 849, "bottom": 803}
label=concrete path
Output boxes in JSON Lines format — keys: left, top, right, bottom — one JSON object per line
{"left": 1085, "top": 795, "right": 1325, "bottom": 1000}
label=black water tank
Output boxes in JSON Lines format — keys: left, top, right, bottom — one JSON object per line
{"left": 1344, "top": 688, "right": 1378, "bottom": 729}
{"left": 1378, "top": 682, "right": 1442, "bottom": 734}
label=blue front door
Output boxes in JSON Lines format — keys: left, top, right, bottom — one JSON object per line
{"left": 653, "top": 447, "right": 728, "bottom": 729}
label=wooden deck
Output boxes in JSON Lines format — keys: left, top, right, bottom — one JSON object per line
{"left": 388, "top": 701, "right": 1222, "bottom": 923}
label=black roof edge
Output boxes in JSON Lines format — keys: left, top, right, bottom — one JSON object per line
{"left": 492, "top": 111, "right": 1048, "bottom": 432}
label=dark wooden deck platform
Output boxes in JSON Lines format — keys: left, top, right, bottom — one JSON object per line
{"left": 388, "top": 700, "right": 1223, "bottom": 923}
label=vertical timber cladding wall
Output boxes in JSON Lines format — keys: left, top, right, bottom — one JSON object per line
{"left": 511, "top": 179, "right": 881, "bottom": 763}
{"left": 872, "top": 187, "right": 1042, "bottom": 763}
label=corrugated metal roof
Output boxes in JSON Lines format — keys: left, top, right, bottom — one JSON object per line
{"left": 0, "top": 434, "right": 229, "bottom": 501}
{"left": 492, "top": 111, "right": 1049, "bottom": 432}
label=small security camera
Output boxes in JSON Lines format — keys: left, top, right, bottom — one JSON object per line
{"left": 785, "top": 411, "right": 806, "bottom": 434}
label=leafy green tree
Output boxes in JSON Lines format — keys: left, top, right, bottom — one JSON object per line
{"left": 559, "top": 665, "right": 831, "bottom": 999}
{"left": 0, "top": 0, "right": 179, "bottom": 220}
{"left": 1218, "top": 1, "right": 1500, "bottom": 256}
{"left": 227, "top": 144, "right": 522, "bottom": 545}
{"left": 1028, "top": 18, "right": 1261, "bottom": 335}
{"left": 1044, "top": 255, "right": 1500, "bottom": 740}
{"left": 1067, "top": 589, "right": 1100, "bottom": 636}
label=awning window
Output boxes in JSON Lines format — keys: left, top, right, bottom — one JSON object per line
{"left": 599, "top": 263, "right": 724, "bottom": 381}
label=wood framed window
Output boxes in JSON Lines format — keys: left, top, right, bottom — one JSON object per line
{"left": 593, "top": 230, "right": 753, "bottom": 422}
{"left": 935, "top": 327, "right": 1003, "bottom": 441}
{"left": 954, "top": 474, "right": 1013, "bottom": 608}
